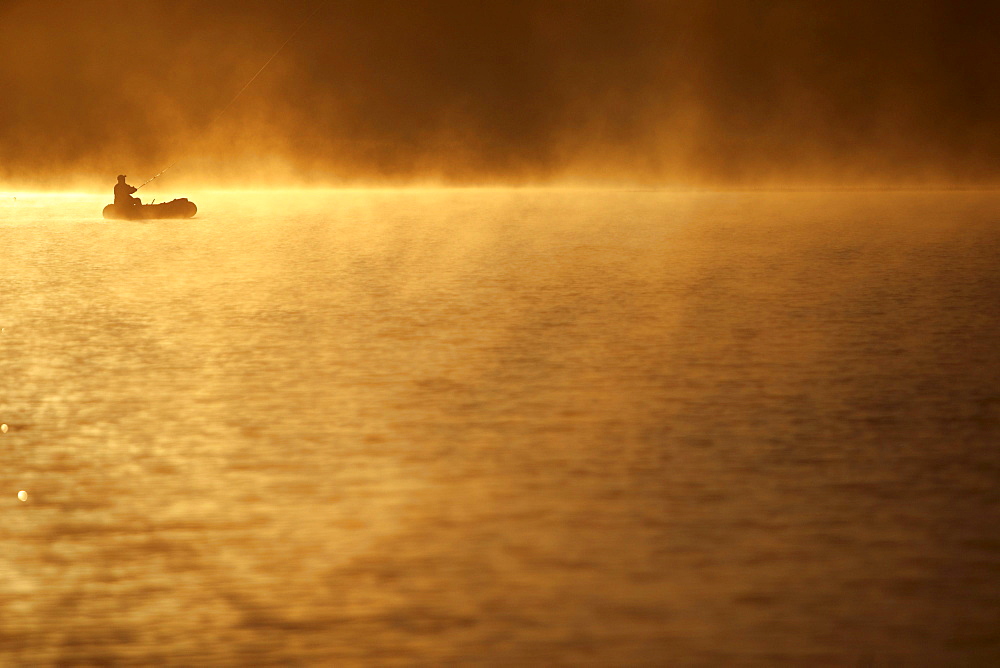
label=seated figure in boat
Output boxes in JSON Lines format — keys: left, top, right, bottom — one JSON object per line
{"left": 114, "top": 174, "right": 141, "bottom": 207}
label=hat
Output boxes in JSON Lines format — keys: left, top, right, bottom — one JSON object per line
{"left": 117, "top": 174, "right": 126, "bottom": 180}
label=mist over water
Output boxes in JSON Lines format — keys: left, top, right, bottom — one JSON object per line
{"left": 1, "top": 190, "right": 999, "bottom": 663}
{"left": 1, "top": 1, "right": 998, "bottom": 187}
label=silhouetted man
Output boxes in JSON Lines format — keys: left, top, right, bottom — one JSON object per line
{"left": 114, "top": 174, "right": 140, "bottom": 206}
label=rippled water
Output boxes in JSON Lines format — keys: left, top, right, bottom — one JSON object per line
{"left": 1, "top": 189, "right": 998, "bottom": 664}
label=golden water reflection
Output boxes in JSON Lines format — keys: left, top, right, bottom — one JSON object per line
{"left": 1, "top": 190, "right": 999, "bottom": 663}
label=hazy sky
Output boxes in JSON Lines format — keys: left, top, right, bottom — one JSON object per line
{"left": 1, "top": 0, "right": 997, "bottom": 187}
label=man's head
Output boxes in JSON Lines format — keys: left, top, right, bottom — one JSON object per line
{"left": 117, "top": 174, "right": 126, "bottom": 182}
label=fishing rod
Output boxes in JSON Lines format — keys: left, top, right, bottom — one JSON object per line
{"left": 137, "top": 1, "right": 325, "bottom": 190}
{"left": 137, "top": 161, "right": 178, "bottom": 190}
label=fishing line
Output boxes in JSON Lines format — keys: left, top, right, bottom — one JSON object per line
{"left": 137, "top": 1, "right": 325, "bottom": 189}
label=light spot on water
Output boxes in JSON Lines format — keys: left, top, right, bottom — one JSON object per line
{"left": 17, "top": 491, "right": 27, "bottom": 502}
{"left": 1, "top": 424, "right": 7, "bottom": 433}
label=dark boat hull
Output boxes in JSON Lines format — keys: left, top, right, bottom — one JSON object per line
{"left": 103, "top": 198, "right": 197, "bottom": 220}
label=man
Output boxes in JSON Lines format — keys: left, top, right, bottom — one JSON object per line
{"left": 114, "top": 174, "right": 141, "bottom": 206}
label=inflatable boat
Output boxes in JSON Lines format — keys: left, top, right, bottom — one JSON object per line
{"left": 103, "top": 198, "right": 197, "bottom": 220}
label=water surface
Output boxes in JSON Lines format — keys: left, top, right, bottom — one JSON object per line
{"left": 1, "top": 189, "right": 999, "bottom": 664}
